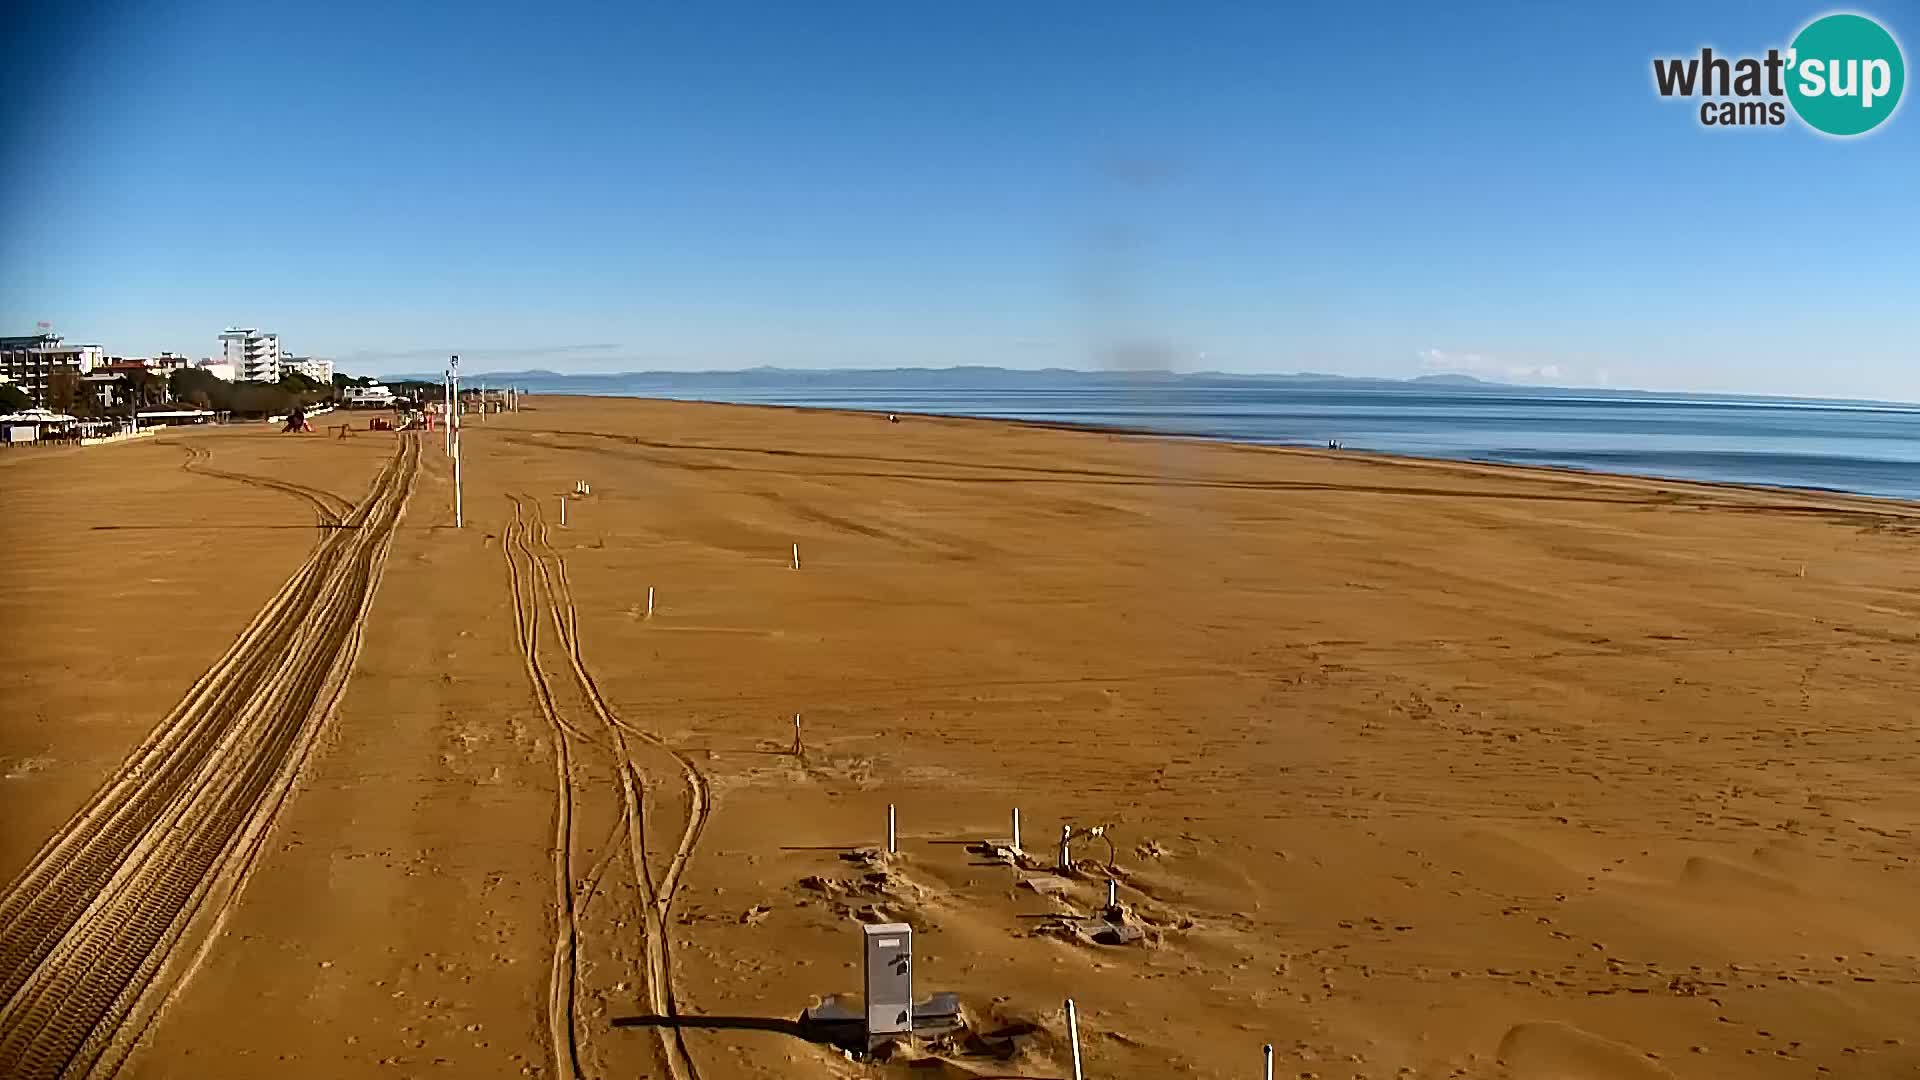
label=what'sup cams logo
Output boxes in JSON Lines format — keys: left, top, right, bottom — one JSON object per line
{"left": 1654, "top": 11, "right": 1905, "bottom": 135}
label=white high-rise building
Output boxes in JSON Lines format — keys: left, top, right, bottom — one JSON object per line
{"left": 219, "top": 327, "right": 282, "bottom": 382}
{"left": 288, "top": 355, "right": 334, "bottom": 383}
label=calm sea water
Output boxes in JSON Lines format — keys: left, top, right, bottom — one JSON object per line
{"left": 553, "top": 375, "right": 1920, "bottom": 502}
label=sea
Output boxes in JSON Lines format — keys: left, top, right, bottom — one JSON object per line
{"left": 502, "top": 371, "right": 1920, "bottom": 502}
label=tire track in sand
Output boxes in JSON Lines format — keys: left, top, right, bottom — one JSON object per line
{"left": 500, "top": 498, "right": 587, "bottom": 1080}
{"left": 0, "top": 435, "right": 419, "bottom": 1079}
{"left": 506, "top": 494, "right": 710, "bottom": 1080}
{"left": 180, "top": 443, "right": 355, "bottom": 527}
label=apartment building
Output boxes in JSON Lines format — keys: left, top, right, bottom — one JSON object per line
{"left": 219, "top": 327, "right": 282, "bottom": 382}
{"left": 0, "top": 333, "right": 103, "bottom": 407}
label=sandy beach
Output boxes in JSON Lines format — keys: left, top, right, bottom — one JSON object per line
{"left": 3, "top": 394, "right": 1918, "bottom": 1080}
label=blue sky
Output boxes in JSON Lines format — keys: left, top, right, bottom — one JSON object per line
{"left": 3, "top": 1, "right": 1915, "bottom": 398}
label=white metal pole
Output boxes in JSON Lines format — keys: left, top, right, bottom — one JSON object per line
{"left": 887, "top": 803, "right": 897, "bottom": 854}
{"left": 647, "top": 586, "right": 654, "bottom": 618}
{"left": 450, "top": 355, "right": 460, "bottom": 457}
{"left": 453, "top": 431, "right": 463, "bottom": 528}
{"left": 1065, "top": 999, "right": 1084, "bottom": 1080}
{"left": 1263, "top": 1043, "right": 1273, "bottom": 1080}
{"left": 1011, "top": 807, "right": 1021, "bottom": 853}
{"left": 792, "top": 543, "right": 800, "bottom": 570}
{"left": 793, "top": 713, "right": 802, "bottom": 755}
{"left": 1106, "top": 879, "right": 1117, "bottom": 908}
{"left": 560, "top": 496, "right": 566, "bottom": 528}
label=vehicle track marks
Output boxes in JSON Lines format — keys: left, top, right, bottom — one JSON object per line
{"left": 501, "top": 499, "right": 586, "bottom": 1080}
{"left": 0, "top": 435, "right": 419, "bottom": 1080}
{"left": 179, "top": 443, "right": 354, "bottom": 528}
{"left": 507, "top": 495, "right": 711, "bottom": 1080}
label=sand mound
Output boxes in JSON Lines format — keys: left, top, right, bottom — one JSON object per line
{"left": 1498, "top": 1022, "right": 1676, "bottom": 1079}
{"left": 1680, "top": 854, "right": 1800, "bottom": 894}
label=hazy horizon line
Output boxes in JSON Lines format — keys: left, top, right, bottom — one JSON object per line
{"left": 360, "top": 365, "right": 1920, "bottom": 408}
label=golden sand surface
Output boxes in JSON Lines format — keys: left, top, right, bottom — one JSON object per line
{"left": 3, "top": 396, "right": 1917, "bottom": 1079}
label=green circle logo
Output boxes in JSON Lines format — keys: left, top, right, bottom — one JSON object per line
{"left": 1787, "top": 13, "right": 1905, "bottom": 136}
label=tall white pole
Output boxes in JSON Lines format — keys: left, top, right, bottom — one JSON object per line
{"left": 1065, "top": 999, "right": 1084, "bottom": 1080}
{"left": 443, "top": 368, "right": 451, "bottom": 456}
{"left": 1263, "top": 1043, "right": 1274, "bottom": 1080}
{"left": 453, "top": 431, "right": 463, "bottom": 527}
{"left": 887, "top": 803, "right": 897, "bottom": 854}
{"left": 449, "top": 355, "right": 460, "bottom": 457}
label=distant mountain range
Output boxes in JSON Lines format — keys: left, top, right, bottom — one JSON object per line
{"left": 379, "top": 365, "right": 1511, "bottom": 390}
{"left": 368, "top": 365, "right": 1917, "bottom": 410}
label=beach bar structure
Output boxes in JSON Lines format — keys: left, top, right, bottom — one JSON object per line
{"left": 0, "top": 409, "right": 78, "bottom": 445}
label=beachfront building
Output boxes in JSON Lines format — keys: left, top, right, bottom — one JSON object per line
{"left": 149, "top": 352, "right": 193, "bottom": 375}
{"left": 81, "top": 370, "right": 127, "bottom": 409}
{"left": 0, "top": 333, "right": 103, "bottom": 408}
{"left": 341, "top": 383, "right": 397, "bottom": 407}
{"left": 96, "top": 353, "right": 192, "bottom": 376}
{"left": 219, "top": 327, "right": 282, "bottom": 382}
{"left": 287, "top": 355, "right": 334, "bottom": 383}
{"left": 197, "top": 359, "right": 237, "bottom": 381}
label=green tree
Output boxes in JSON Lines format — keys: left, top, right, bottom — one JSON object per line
{"left": 123, "top": 368, "right": 160, "bottom": 408}
{"left": 228, "top": 382, "right": 294, "bottom": 418}
{"left": 170, "top": 368, "right": 235, "bottom": 412}
{"left": 0, "top": 383, "right": 28, "bottom": 411}
{"left": 47, "top": 368, "right": 101, "bottom": 417}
